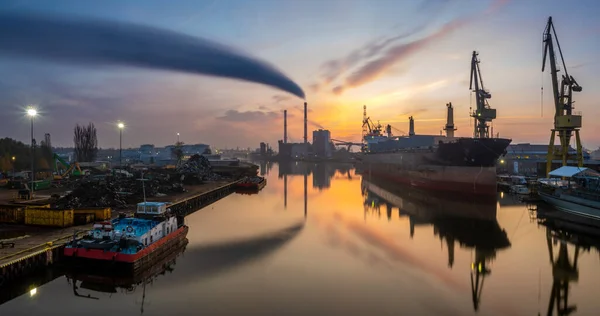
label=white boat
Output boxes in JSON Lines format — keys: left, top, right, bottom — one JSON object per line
{"left": 510, "top": 185, "right": 530, "bottom": 195}
{"left": 537, "top": 166, "right": 600, "bottom": 220}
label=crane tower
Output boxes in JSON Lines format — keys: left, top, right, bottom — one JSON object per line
{"left": 470, "top": 51, "right": 497, "bottom": 138}
{"left": 542, "top": 16, "right": 583, "bottom": 175}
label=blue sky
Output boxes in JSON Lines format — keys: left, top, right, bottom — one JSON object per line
{"left": 1, "top": 0, "right": 599, "bottom": 150}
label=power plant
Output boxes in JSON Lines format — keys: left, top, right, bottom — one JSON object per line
{"left": 277, "top": 101, "right": 311, "bottom": 159}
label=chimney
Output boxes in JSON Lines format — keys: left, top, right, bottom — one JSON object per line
{"left": 409, "top": 116, "right": 415, "bottom": 136}
{"left": 303, "top": 102, "right": 308, "bottom": 144}
{"left": 444, "top": 102, "right": 457, "bottom": 137}
{"left": 284, "top": 110, "right": 288, "bottom": 144}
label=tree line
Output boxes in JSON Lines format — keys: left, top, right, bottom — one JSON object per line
{"left": 0, "top": 122, "right": 98, "bottom": 173}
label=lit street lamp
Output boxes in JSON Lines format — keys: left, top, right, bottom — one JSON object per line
{"left": 27, "top": 107, "right": 37, "bottom": 197}
{"left": 118, "top": 122, "right": 125, "bottom": 169}
{"left": 177, "top": 132, "right": 180, "bottom": 143}
{"left": 11, "top": 156, "right": 15, "bottom": 181}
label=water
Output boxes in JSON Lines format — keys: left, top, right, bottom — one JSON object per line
{"left": 1, "top": 162, "right": 600, "bottom": 315}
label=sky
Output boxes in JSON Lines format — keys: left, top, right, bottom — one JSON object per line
{"left": 1, "top": 0, "right": 599, "bottom": 150}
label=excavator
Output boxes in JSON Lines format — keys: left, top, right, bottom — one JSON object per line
{"left": 53, "top": 153, "right": 83, "bottom": 180}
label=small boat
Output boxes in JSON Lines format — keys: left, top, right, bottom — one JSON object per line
{"left": 235, "top": 176, "right": 267, "bottom": 191}
{"left": 510, "top": 184, "right": 530, "bottom": 195}
{"left": 537, "top": 166, "right": 600, "bottom": 220}
{"left": 64, "top": 201, "right": 188, "bottom": 268}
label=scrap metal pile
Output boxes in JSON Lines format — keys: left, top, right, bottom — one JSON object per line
{"left": 177, "top": 154, "right": 221, "bottom": 183}
{"left": 53, "top": 155, "right": 222, "bottom": 209}
{"left": 53, "top": 175, "right": 186, "bottom": 209}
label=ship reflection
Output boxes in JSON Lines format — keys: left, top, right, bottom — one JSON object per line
{"left": 536, "top": 205, "right": 600, "bottom": 316}
{"left": 361, "top": 177, "right": 511, "bottom": 312}
{"left": 65, "top": 239, "right": 188, "bottom": 314}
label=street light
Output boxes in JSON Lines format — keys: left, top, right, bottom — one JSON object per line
{"left": 27, "top": 107, "right": 37, "bottom": 197}
{"left": 11, "top": 156, "right": 15, "bottom": 181}
{"left": 118, "top": 122, "right": 125, "bottom": 169}
{"left": 177, "top": 132, "right": 180, "bottom": 143}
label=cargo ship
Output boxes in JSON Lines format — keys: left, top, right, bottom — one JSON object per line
{"left": 64, "top": 201, "right": 188, "bottom": 270}
{"left": 358, "top": 109, "right": 510, "bottom": 197}
{"left": 357, "top": 52, "right": 511, "bottom": 197}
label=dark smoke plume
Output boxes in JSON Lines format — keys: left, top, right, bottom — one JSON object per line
{"left": 0, "top": 12, "right": 305, "bottom": 99}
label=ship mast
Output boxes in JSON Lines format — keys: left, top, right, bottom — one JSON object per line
{"left": 542, "top": 16, "right": 583, "bottom": 175}
{"left": 469, "top": 51, "right": 497, "bottom": 138}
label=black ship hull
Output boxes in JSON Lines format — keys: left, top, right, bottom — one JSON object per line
{"left": 359, "top": 137, "right": 511, "bottom": 197}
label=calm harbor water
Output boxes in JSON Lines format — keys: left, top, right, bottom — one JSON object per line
{"left": 1, "top": 162, "right": 600, "bottom": 315}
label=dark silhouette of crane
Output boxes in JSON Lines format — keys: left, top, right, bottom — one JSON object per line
{"left": 542, "top": 16, "right": 584, "bottom": 175}
{"left": 470, "top": 51, "right": 497, "bottom": 138}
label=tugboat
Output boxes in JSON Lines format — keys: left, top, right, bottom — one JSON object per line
{"left": 64, "top": 171, "right": 189, "bottom": 270}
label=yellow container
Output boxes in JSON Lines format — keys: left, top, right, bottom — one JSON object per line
{"left": 0, "top": 204, "right": 26, "bottom": 224}
{"left": 24, "top": 208, "right": 74, "bottom": 227}
{"left": 25, "top": 203, "right": 51, "bottom": 209}
{"left": 74, "top": 207, "right": 111, "bottom": 221}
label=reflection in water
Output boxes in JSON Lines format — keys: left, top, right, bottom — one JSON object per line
{"left": 536, "top": 205, "right": 600, "bottom": 316}
{"left": 277, "top": 161, "right": 355, "bottom": 217}
{"left": 278, "top": 161, "right": 354, "bottom": 189}
{"left": 3, "top": 163, "right": 600, "bottom": 315}
{"left": 179, "top": 221, "right": 304, "bottom": 282}
{"left": 66, "top": 240, "right": 189, "bottom": 314}
{"left": 361, "top": 176, "right": 511, "bottom": 312}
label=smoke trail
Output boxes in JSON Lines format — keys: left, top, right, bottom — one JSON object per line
{"left": 0, "top": 12, "right": 305, "bottom": 99}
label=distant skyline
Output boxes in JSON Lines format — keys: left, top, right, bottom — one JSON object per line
{"left": 1, "top": 0, "right": 599, "bottom": 150}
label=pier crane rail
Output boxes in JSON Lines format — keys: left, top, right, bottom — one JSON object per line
{"left": 542, "top": 16, "right": 584, "bottom": 176}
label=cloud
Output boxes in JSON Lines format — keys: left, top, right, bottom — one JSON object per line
{"left": 396, "top": 108, "right": 429, "bottom": 118}
{"left": 272, "top": 95, "right": 291, "bottom": 103}
{"left": 318, "top": 24, "right": 428, "bottom": 86}
{"left": 0, "top": 11, "right": 305, "bottom": 99}
{"left": 216, "top": 109, "right": 280, "bottom": 122}
{"left": 321, "top": 0, "right": 511, "bottom": 95}
{"left": 339, "top": 19, "right": 466, "bottom": 92}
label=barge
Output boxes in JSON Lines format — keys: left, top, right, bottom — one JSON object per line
{"left": 63, "top": 201, "right": 188, "bottom": 270}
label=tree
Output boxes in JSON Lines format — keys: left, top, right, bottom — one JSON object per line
{"left": 0, "top": 137, "right": 32, "bottom": 171}
{"left": 40, "top": 137, "right": 53, "bottom": 171}
{"left": 74, "top": 123, "right": 98, "bottom": 162}
{"left": 171, "top": 141, "right": 184, "bottom": 162}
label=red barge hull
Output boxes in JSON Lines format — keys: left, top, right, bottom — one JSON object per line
{"left": 63, "top": 226, "right": 189, "bottom": 267}
{"left": 235, "top": 179, "right": 267, "bottom": 190}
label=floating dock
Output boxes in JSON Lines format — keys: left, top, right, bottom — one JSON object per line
{"left": 0, "top": 180, "right": 240, "bottom": 286}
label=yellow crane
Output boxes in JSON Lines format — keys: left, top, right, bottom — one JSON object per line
{"left": 542, "top": 16, "right": 584, "bottom": 176}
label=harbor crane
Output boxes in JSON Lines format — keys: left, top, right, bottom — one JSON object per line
{"left": 470, "top": 51, "right": 497, "bottom": 138}
{"left": 542, "top": 16, "right": 583, "bottom": 176}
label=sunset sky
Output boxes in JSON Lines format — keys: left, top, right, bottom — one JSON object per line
{"left": 1, "top": 0, "right": 599, "bottom": 150}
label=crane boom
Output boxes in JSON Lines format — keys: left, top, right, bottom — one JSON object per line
{"left": 542, "top": 16, "right": 583, "bottom": 175}
{"left": 469, "top": 51, "right": 496, "bottom": 138}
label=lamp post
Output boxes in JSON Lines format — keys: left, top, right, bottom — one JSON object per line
{"left": 27, "top": 107, "right": 37, "bottom": 197}
{"left": 11, "top": 156, "right": 15, "bottom": 181}
{"left": 177, "top": 132, "right": 180, "bottom": 144}
{"left": 118, "top": 122, "right": 125, "bottom": 169}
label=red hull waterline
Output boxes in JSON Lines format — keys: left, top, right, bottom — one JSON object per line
{"left": 63, "top": 226, "right": 189, "bottom": 263}
{"left": 366, "top": 169, "right": 497, "bottom": 197}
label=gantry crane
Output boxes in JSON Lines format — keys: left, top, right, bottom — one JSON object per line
{"left": 542, "top": 16, "right": 584, "bottom": 176}
{"left": 470, "top": 51, "right": 497, "bottom": 138}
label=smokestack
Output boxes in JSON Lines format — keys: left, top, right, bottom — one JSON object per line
{"left": 303, "top": 102, "right": 308, "bottom": 144}
{"left": 444, "top": 102, "right": 456, "bottom": 138}
{"left": 409, "top": 116, "right": 415, "bottom": 136}
{"left": 283, "top": 109, "right": 288, "bottom": 144}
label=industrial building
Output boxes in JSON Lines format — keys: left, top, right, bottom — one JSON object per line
{"left": 498, "top": 143, "right": 591, "bottom": 175}
{"left": 312, "top": 129, "right": 332, "bottom": 158}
